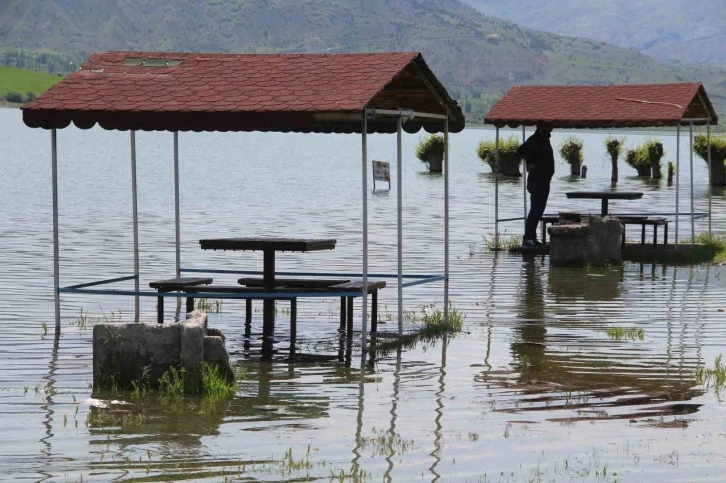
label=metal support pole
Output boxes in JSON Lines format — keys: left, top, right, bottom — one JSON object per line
{"left": 708, "top": 124, "right": 712, "bottom": 236}
{"left": 675, "top": 125, "right": 680, "bottom": 247}
{"left": 131, "top": 131, "right": 140, "bottom": 321}
{"left": 174, "top": 132, "right": 181, "bottom": 278}
{"left": 397, "top": 115, "right": 403, "bottom": 335}
{"left": 494, "top": 127, "right": 500, "bottom": 247}
{"left": 361, "top": 111, "right": 369, "bottom": 352}
{"left": 51, "top": 129, "right": 60, "bottom": 331}
{"left": 444, "top": 119, "right": 450, "bottom": 323}
{"left": 522, "top": 126, "right": 527, "bottom": 234}
{"left": 689, "top": 122, "right": 695, "bottom": 246}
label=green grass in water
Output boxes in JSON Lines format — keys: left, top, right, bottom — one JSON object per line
{"left": 158, "top": 362, "right": 237, "bottom": 398}
{"left": 372, "top": 304, "right": 465, "bottom": 356}
{"left": 419, "top": 304, "right": 465, "bottom": 336}
{"left": 484, "top": 235, "right": 521, "bottom": 252}
{"left": 695, "top": 354, "right": 726, "bottom": 394}
{"left": 196, "top": 298, "right": 223, "bottom": 313}
{"left": 626, "top": 233, "right": 726, "bottom": 265}
{"left": 604, "top": 326, "right": 644, "bottom": 341}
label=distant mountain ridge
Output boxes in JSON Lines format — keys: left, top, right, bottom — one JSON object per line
{"left": 464, "top": 0, "right": 726, "bottom": 65}
{"left": 1, "top": 0, "right": 725, "bottom": 120}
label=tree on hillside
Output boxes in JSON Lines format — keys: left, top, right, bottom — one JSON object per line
{"left": 5, "top": 92, "right": 24, "bottom": 103}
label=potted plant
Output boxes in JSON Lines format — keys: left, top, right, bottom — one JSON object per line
{"left": 625, "top": 145, "right": 652, "bottom": 177}
{"left": 644, "top": 139, "right": 664, "bottom": 179}
{"left": 694, "top": 133, "right": 726, "bottom": 186}
{"left": 625, "top": 140, "right": 664, "bottom": 178}
{"left": 415, "top": 134, "right": 445, "bottom": 173}
{"left": 559, "top": 136, "right": 584, "bottom": 175}
{"left": 604, "top": 136, "right": 625, "bottom": 183}
{"left": 477, "top": 135, "right": 521, "bottom": 176}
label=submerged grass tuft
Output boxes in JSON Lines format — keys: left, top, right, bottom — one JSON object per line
{"left": 695, "top": 354, "right": 726, "bottom": 395}
{"left": 625, "top": 233, "right": 726, "bottom": 265}
{"left": 157, "top": 362, "right": 236, "bottom": 398}
{"left": 196, "top": 298, "right": 223, "bottom": 313}
{"left": 483, "top": 234, "right": 521, "bottom": 252}
{"left": 420, "top": 303, "right": 465, "bottom": 335}
{"left": 158, "top": 366, "right": 186, "bottom": 398}
{"left": 604, "top": 327, "right": 644, "bottom": 341}
{"left": 202, "top": 362, "right": 237, "bottom": 398}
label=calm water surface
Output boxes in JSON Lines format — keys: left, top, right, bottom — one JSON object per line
{"left": 1, "top": 108, "right": 726, "bottom": 482}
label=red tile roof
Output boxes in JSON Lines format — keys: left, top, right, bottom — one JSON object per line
{"left": 23, "top": 51, "right": 464, "bottom": 133}
{"left": 485, "top": 83, "right": 717, "bottom": 128}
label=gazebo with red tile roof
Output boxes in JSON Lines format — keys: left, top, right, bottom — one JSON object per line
{"left": 23, "top": 51, "right": 465, "bottom": 344}
{"left": 483, "top": 83, "right": 718, "bottom": 247}
{"left": 23, "top": 51, "right": 464, "bottom": 133}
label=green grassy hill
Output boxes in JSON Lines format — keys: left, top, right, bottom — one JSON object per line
{"left": 0, "top": 66, "right": 62, "bottom": 104}
{"left": 1, "top": 0, "right": 725, "bottom": 120}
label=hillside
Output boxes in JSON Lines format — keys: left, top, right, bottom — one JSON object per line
{"left": 464, "top": 0, "right": 726, "bottom": 66}
{"left": 0, "top": 66, "right": 62, "bottom": 104}
{"left": 1, "top": 0, "right": 725, "bottom": 121}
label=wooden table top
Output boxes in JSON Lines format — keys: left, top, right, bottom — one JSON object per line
{"left": 566, "top": 191, "right": 643, "bottom": 200}
{"left": 199, "top": 237, "right": 337, "bottom": 252}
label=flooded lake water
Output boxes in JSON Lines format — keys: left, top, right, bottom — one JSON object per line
{"left": 2, "top": 107, "right": 726, "bottom": 482}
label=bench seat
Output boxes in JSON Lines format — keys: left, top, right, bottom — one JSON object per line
{"left": 238, "top": 277, "right": 350, "bottom": 289}
{"left": 149, "top": 277, "right": 212, "bottom": 291}
{"left": 149, "top": 277, "right": 213, "bottom": 323}
{"left": 620, "top": 217, "right": 668, "bottom": 248}
{"left": 329, "top": 280, "right": 386, "bottom": 292}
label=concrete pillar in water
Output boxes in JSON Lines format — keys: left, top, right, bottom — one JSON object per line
{"left": 92, "top": 311, "right": 234, "bottom": 391}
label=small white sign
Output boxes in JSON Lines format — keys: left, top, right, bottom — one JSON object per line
{"left": 372, "top": 161, "right": 391, "bottom": 191}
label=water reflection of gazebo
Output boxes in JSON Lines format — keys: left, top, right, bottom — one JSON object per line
{"left": 484, "top": 83, "right": 719, "bottom": 246}
{"left": 478, "top": 255, "right": 705, "bottom": 423}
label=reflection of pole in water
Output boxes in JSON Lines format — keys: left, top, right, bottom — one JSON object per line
{"left": 695, "top": 265, "right": 708, "bottom": 369}
{"left": 665, "top": 265, "right": 676, "bottom": 387}
{"left": 428, "top": 335, "right": 448, "bottom": 482}
{"left": 38, "top": 329, "right": 61, "bottom": 480}
{"left": 482, "top": 254, "right": 499, "bottom": 371}
{"left": 258, "top": 361, "right": 271, "bottom": 402}
{"left": 383, "top": 346, "right": 402, "bottom": 482}
{"left": 351, "top": 365, "right": 365, "bottom": 475}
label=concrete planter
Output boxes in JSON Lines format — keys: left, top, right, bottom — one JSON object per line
{"left": 426, "top": 151, "right": 443, "bottom": 173}
{"left": 548, "top": 223, "right": 590, "bottom": 267}
{"left": 92, "top": 310, "right": 233, "bottom": 391}
{"left": 585, "top": 215, "right": 623, "bottom": 265}
{"left": 497, "top": 152, "right": 522, "bottom": 176}
{"left": 548, "top": 215, "right": 623, "bottom": 267}
{"left": 568, "top": 160, "right": 582, "bottom": 176}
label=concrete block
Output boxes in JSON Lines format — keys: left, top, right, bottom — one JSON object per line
{"left": 204, "top": 336, "right": 234, "bottom": 382}
{"left": 548, "top": 223, "right": 590, "bottom": 267}
{"left": 586, "top": 215, "right": 623, "bottom": 265}
{"left": 93, "top": 310, "right": 233, "bottom": 391}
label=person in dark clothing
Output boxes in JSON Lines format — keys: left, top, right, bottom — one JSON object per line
{"left": 516, "top": 124, "right": 554, "bottom": 247}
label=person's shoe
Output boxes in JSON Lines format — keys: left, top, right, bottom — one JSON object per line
{"left": 521, "top": 239, "right": 538, "bottom": 248}
{"left": 534, "top": 240, "right": 545, "bottom": 246}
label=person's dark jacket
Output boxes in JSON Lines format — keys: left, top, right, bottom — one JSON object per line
{"left": 516, "top": 129, "right": 555, "bottom": 180}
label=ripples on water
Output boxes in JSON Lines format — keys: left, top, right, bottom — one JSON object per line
{"left": 1, "top": 108, "right": 726, "bottom": 481}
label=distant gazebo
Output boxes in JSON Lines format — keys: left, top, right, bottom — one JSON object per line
{"left": 484, "top": 83, "right": 719, "bottom": 246}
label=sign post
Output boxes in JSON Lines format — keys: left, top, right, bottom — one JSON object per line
{"left": 372, "top": 160, "right": 391, "bottom": 191}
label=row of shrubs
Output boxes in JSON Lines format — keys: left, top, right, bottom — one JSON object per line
{"left": 469, "top": 133, "right": 726, "bottom": 184}
{"left": 477, "top": 135, "right": 588, "bottom": 176}
{"left": 407, "top": 131, "right": 726, "bottom": 185}
{"left": 3, "top": 91, "right": 36, "bottom": 103}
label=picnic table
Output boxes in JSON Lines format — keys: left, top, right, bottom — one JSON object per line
{"left": 199, "top": 237, "right": 336, "bottom": 338}
{"left": 565, "top": 191, "right": 643, "bottom": 216}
